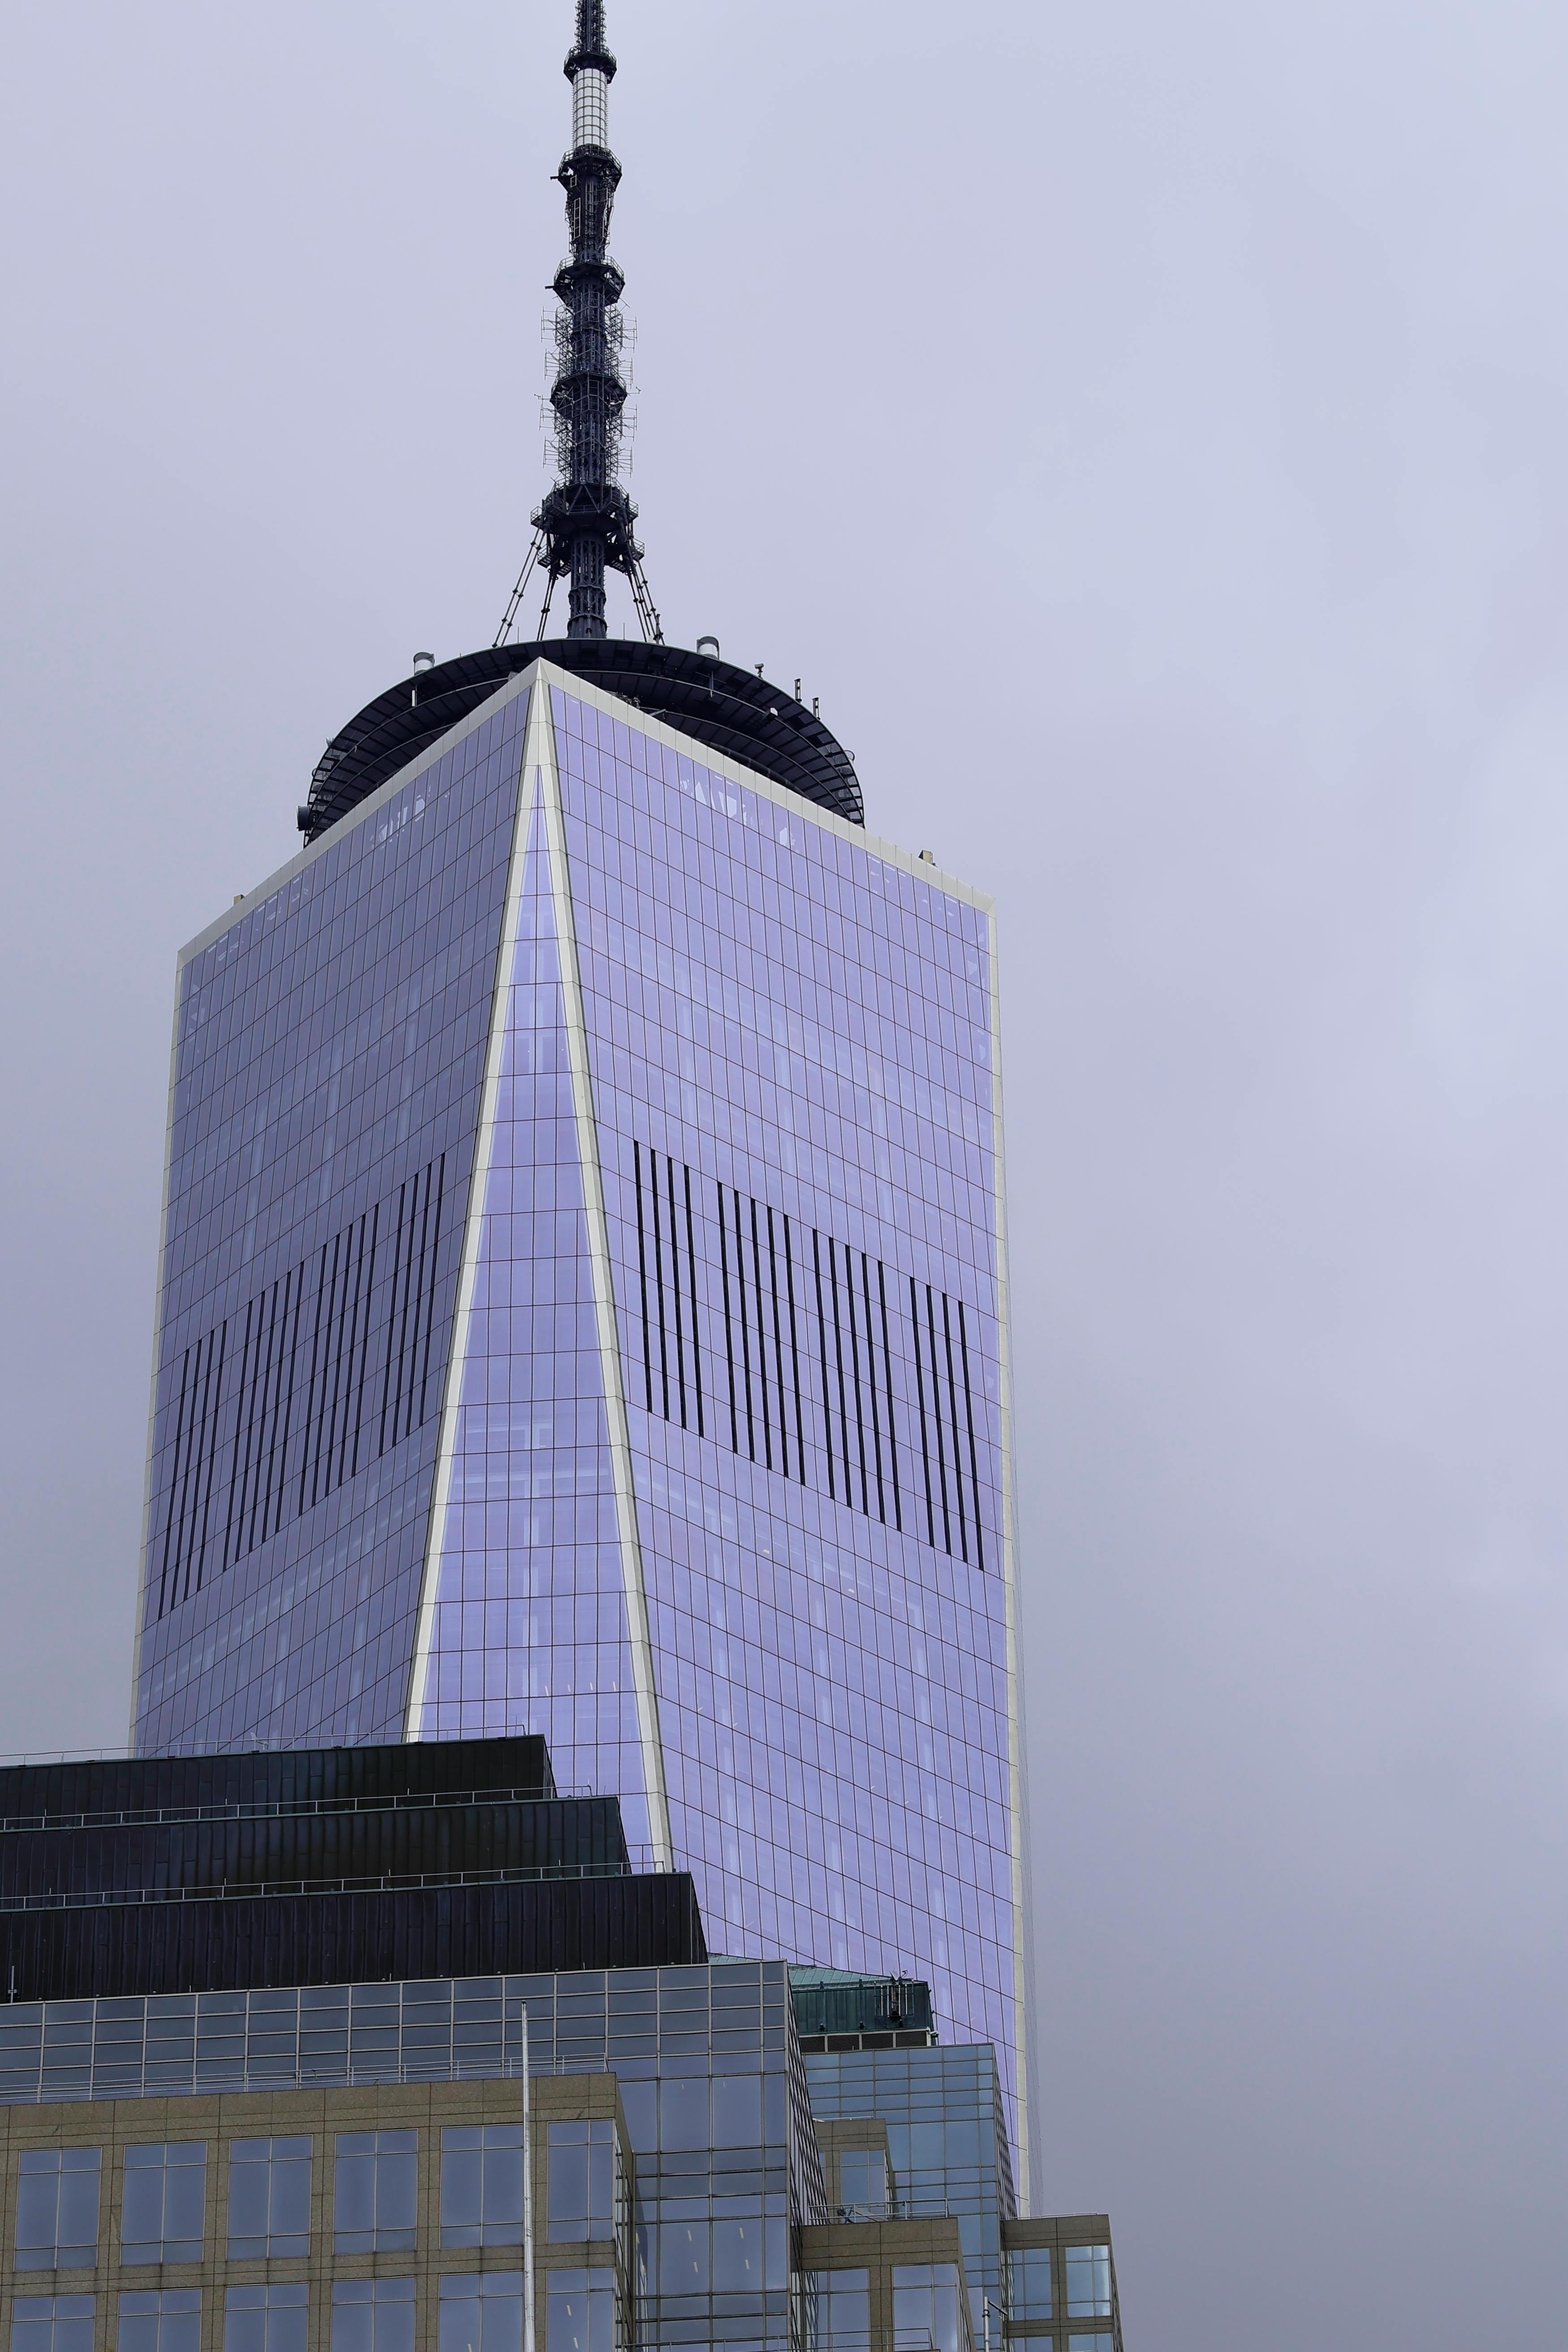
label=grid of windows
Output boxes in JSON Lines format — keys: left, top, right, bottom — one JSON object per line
{"left": 804, "top": 2043, "right": 1012, "bottom": 2329}
{"left": 136, "top": 695, "right": 529, "bottom": 1752}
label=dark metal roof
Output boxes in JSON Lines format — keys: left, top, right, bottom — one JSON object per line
{"left": 299, "top": 639, "right": 864, "bottom": 842}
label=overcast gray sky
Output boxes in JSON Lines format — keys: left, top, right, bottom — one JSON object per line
{"left": 3, "top": 1, "right": 1566, "bottom": 2341}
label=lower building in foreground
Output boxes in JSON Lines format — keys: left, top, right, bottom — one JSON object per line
{"left": 0, "top": 1738, "right": 1122, "bottom": 2350}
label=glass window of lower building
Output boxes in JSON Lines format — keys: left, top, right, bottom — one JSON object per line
{"left": 122, "top": 2146, "right": 206, "bottom": 2265}
{"left": 16, "top": 2149, "right": 101, "bottom": 2270}
{"left": 227, "top": 2141, "right": 311, "bottom": 2260}
{"left": 837, "top": 2152, "right": 886, "bottom": 2213}
{"left": 441, "top": 2127, "right": 526, "bottom": 2248}
{"left": 1067, "top": 2337, "right": 1115, "bottom": 2352}
{"left": 1064, "top": 2249, "right": 1111, "bottom": 2321}
{"left": 11, "top": 2300, "right": 94, "bottom": 2352}
{"left": 225, "top": 2284, "right": 308, "bottom": 2352}
{"left": 808, "top": 2267, "right": 869, "bottom": 2349}
{"left": 334, "top": 2132, "right": 416, "bottom": 2253}
{"left": 545, "top": 2120, "right": 618, "bottom": 2244}
{"left": 543, "top": 2269, "right": 618, "bottom": 2352}
{"left": 332, "top": 2279, "right": 415, "bottom": 2352}
{"left": 119, "top": 2290, "right": 201, "bottom": 2352}
{"left": 893, "top": 2263, "right": 964, "bottom": 2352}
{"left": 1006, "top": 2249, "right": 1052, "bottom": 2323}
{"left": 438, "top": 2272, "right": 527, "bottom": 2352}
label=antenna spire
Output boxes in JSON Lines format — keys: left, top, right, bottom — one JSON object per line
{"left": 528, "top": 0, "right": 661, "bottom": 643}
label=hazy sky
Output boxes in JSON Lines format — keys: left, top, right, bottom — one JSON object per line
{"left": 4, "top": 2, "right": 1567, "bottom": 2342}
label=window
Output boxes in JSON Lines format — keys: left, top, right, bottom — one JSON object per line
{"left": 16, "top": 2150, "right": 102, "bottom": 2271}
{"left": 11, "top": 2301, "right": 94, "bottom": 2352}
{"left": 1064, "top": 2248, "right": 1111, "bottom": 2321}
{"left": 226, "top": 2141, "right": 311, "bottom": 2260}
{"left": 708, "top": 2076, "right": 761, "bottom": 2149}
{"left": 836, "top": 2150, "right": 886, "bottom": 2212}
{"left": 225, "top": 2286, "right": 307, "bottom": 2352}
{"left": 332, "top": 2279, "right": 414, "bottom": 2352}
{"left": 656, "top": 2218, "right": 707, "bottom": 2294}
{"left": 710, "top": 2214, "right": 768, "bottom": 2293}
{"left": 546, "top": 2121, "right": 617, "bottom": 2244}
{"left": 438, "top": 2274, "right": 526, "bottom": 2352}
{"left": 122, "top": 2147, "right": 207, "bottom": 2265}
{"left": 334, "top": 2132, "right": 416, "bottom": 2253}
{"left": 1067, "top": 2339, "right": 1114, "bottom": 2352}
{"left": 1006, "top": 2248, "right": 1053, "bottom": 2323}
{"left": 120, "top": 2291, "right": 201, "bottom": 2352}
{"left": 655, "top": 2077, "right": 708, "bottom": 2151}
{"left": 440, "top": 2127, "right": 524, "bottom": 2248}
{"left": 808, "top": 2267, "right": 868, "bottom": 2350}
{"left": 892, "top": 2263, "right": 962, "bottom": 2352}
{"left": 543, "top": 2270, "right": 617, "bottom": 2352}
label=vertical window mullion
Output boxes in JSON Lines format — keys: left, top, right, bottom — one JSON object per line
{"left": 878, "top": 1261, "right": 901, "bottom": 1532}
{"left": 813, "top": 1230, "right": 836, "bottom": 1500}
{"left": 734, "top": 1191, "right": 756, "bottom": 1460}
{"left": 159, "top": 1346, "right": 195, "bottom": 1618}
{"left": 191, "top": 1317, "right": 229, "bottom": 1596}
{"left": 845, "top": 1245, "right": 869, "bottom": 1514}
{"left": 828, "top": 1239, "right": 852, "bottom": 1501}
{"left": 749, "top": 1200, "right": 772, "bottom": 1471}
{"left": 683, "top": 1163, "right": 704, "bottom": 1439}
{"left": 347, "top": 1201, "right": 382, "bottom": 1480}
{"left": 718, "top": 1181, "right": 739, "bottom": 1453}
{"left": 957, "top": 1296, "right": 985, "bottom": 1572}
{"left": 667, "top": 1157, "right": 688, "bottom": 1428}
{"left": 766, "top": 1207, "right": 789, "bottom": 1481}
{"left": 784, "top": 1215, "right": 807, "bottom": 1485}
{"left": 415, "top": 1153, "right": 447, "bottom": 1428}
{"left": 926, "top": 1283, "right": 953, "bottom": 1554}
{"left": 651, "top": 1152, "right": 670, "bottom": 1420}
{"left": 910, "top": 1274, "right": 935, "bottom": 1546}
{"left": 861, "top": 1254, "right": 886, "bottom": 1523}
{"left": 298, "top": 1243, "right": 331, "bottom": 1517}
{"left": 379, "top": 1178, "right": 415, "bottom": 1456}
{"left": 941, "top": 1290, "right": 969, "bottom": 1564}
{"left": 634, "top": 1143, "right": 654, "bottom": 1412}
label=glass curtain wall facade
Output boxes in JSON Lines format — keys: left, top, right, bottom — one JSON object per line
{"left": 134, "top": 664, "right": 1028, "bottom": 2189}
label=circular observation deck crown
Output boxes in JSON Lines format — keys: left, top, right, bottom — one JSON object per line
{"left": 298, "top": 640, "right": 864, "bottom": 843}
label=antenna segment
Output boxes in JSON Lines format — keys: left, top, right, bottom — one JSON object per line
{"left": 528, "top": 0, "right": 662, "bottom": 643}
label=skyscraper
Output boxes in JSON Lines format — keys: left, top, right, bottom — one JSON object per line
{"left": 134, "top": 0, "right": 1032, "bottom": 2204}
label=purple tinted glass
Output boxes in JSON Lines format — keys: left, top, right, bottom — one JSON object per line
{"left": 413, "top": 787, "right": 650, "bottom": 1851}
{"left": 135, "top": 695, "right": 530, "bottom": 1752}
{"left": 546, "top": 689, "right": 1018, "bottom": 2150}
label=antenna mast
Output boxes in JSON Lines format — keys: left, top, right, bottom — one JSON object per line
{"left": 528, "top": 0, "right": 661, "bottom": 643}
